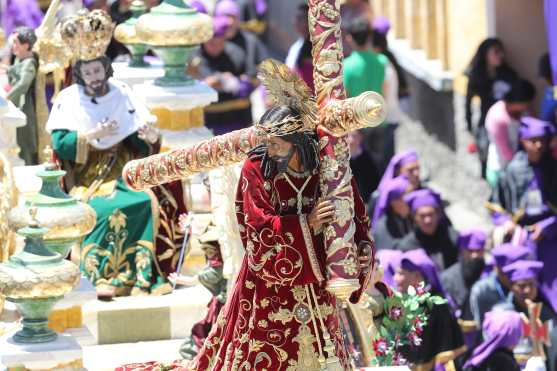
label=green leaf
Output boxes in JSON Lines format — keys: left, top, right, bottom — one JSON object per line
{"left": 409, "top": 300, "right": 420, "bottom": 312}
{"left": 431, "top": 296, "right": 448, "bottom": 305}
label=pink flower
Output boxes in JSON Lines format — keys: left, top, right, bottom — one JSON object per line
{"left": 416, "top": 285, "right": 426, "bottom": 295}
{"left": 409, "top": 331, "right": 422, "bottom": 347}
{"left": 389, "top": 306, "right": 403, "bottom": 320}
{"left": 392, "top": 353, "right": 408, "bottom": 366}
{"left": 413, "top": 317, "right": 425, "bottom": 334}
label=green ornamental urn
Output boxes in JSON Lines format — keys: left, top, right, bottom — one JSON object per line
{"left": 8, "top": 148, "right": 96, "bottom": 258}
{"left": 114, "top": 0, "right": 149, "bottom": 67}
{"left": 135, "top": 0, "right": 213, "bottom": 86}
{"left": 0, "top": 210, "right": 80, "bottom": 343}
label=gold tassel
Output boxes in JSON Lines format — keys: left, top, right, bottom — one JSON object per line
{"left": 309, "top": 285, "right": 344, "bottom": 371}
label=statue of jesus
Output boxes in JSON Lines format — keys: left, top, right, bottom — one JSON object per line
{"left": 188, "top": 101, "right": 374, "bottom": 370}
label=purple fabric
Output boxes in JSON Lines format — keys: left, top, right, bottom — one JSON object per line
{"left": 457, "top": 229, "right": 487, "bottom": 250}
{"left": 399, "top": 249, "right": 457, "bottom": 310}
{"left": 376, "top": 249, "right": 403, "bottom": 288}
{"left": 237, "top": 78, "right": 254, "bottom": 98}
{"left": 491, "top": 243, "right": 533, "bottom": 269}
{"left": 545, "top": 0, "right": 557, "bottom": 85}
{"left": 213, "top": 16, "right": 232, "bottom": 38}
{"left": 403, "top": 188, "right": 442, "bottom": 213}
{"left": 215, "top": 0, "right": 241, "bottom": 18}
{"left": 372, "top": 175, "right": 410, "bottom": 226}
{"left": 372, "top": 16, "right": 391, "bottom": 35}
{"left": 1, "top": 0, "right": 43, "bottom": 36}
{"left": 377, "top": 149, "right": 419, "bottom": 193}
{"left": 491, "top": 211, "right": 512, "bottom": 226}
{"left": 503, "top": 260, "right": 544, "bottom": 282}
{"left": 189, "top": 0, "right": 208, "bottom": 14}
{"left": 463, "top": 310, "right": 523, "bottom": 368}
{"left": 519, "top": 116, "right": 556, "bottom": 139}
{"left": 255, "top": 0, "right": 267, "bottom": 16}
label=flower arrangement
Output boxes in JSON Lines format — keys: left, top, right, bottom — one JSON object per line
{"left": 371, "top": 283, "right": 447, "bottom": 366}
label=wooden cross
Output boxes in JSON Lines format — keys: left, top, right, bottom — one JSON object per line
{"left": 122, "top": 1, "right": 386, "bottom": 302}
{"left": 521, "top": 299, "right": 551, "bottom": 360}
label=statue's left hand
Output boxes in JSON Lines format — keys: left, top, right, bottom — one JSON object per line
{"left": 358, "top": 242, "right": 373, "bottom": 275}
{"left": 138, "top": 124, "right": 160, "bottom": 144}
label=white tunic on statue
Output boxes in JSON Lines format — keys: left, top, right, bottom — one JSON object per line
{"left": 46, "top": 78, "right": 156, "bottom": 150}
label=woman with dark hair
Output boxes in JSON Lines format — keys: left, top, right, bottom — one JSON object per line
{"left": 466, "top": 38, "right": 518, "bottom": 178}
{"left": 463, "top": 310, "right": 522, "bottom": 371}
{"left": 373, "top": 175, "right": 413, "bottom": 250}
{"left": 485, "top": 79, "right": 536, "bottom": 187}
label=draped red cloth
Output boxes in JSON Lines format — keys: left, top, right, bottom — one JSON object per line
{"left": 188, "top": 157, "right": 374, "bottom": 370}
{"left": 150, "top": 180, "right": 188, "bottom": 277}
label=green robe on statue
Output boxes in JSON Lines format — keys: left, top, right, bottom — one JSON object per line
{"left": 7, "top": 56, "right": 38, "bottom": 165}
{"left": 51, "top": 129, "right": 171, "bottom": 296}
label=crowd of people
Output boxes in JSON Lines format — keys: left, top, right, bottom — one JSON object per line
{"left": 2, "top": 0, "right": 557, "bottom": 370}
{"left": 282, "top": 2, "right": 557, "bottom": 370}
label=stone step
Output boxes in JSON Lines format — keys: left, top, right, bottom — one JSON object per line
{"left": 83, "top": 284, "right": 211, "bottom": 345}
{"left": 0, "top": 326, "right": 94, "bottom": 371}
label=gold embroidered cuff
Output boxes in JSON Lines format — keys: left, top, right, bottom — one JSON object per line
{"left": 300, "top": 215, "right": 325, "bottom": 282}
{"left": 76, "top": 133, "right": 89, "bottom": 165}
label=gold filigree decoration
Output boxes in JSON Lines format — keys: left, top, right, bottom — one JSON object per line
{"left": 58, "top": 9, "right": 115, "bottom": 62}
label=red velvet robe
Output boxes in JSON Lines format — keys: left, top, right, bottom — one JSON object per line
{"left": 189, "top": 157, "right": 374, "bottom": 371}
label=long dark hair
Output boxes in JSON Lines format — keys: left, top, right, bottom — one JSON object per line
{"left": 249, "top": 105, "right": 320, "bottom": 179}
{"left": 465, "top": 38, "right": 505, "bottom": 80}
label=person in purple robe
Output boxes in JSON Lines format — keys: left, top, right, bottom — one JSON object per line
{"left": 214, "top": 0, "right": 268, "bottom": 77}
{"left": 397, "top": 188, "right": 459, "bottom": 270}
{"left": 373, "top": 175, "right": 413, "bottom": 250}
{"left": 496, "top": 260, "right": 557, "bottom": 371}
{"left": 394, "top": 249, "right": 465, "bottom": 369}
{"left": 489, "top": 117, "right": 557, "bottom": 315}
{"left": 369, "top": 149, "right": 421, "bottom": 216}
{"left": 469, "top": 242, "right": 534, "bottom": 327}
{"left": 0, "top": 0, "right": 43, "bottom": 38}
{"left": 502, "top": 260, "right": 548, "bottom": 313}
{"left": 376, "top": 249, "right": 402, "bottom": 288}
{"left": 462, "top": 310, "right": 522, "bottom": 371}
{"left": 193, "top": 16, "right": 254, "bottom": 136}
{"left": 377, "top": 149, "right": 421, "bottom": 192}
{"left": 441, "top": 229, "right": 488, "bottom": 349}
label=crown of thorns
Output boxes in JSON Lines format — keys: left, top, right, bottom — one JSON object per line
{"left": 256, "top": 59, "right": 318, "bottom": 136}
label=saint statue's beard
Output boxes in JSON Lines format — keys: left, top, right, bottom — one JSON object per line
{"left": 461, "top": 257, "right": 485, "bottom": 288}
{"left": 86, "top": 80, "right": 108, "bottom": 97}
{"left": 270, "top": 147, "right": 295, "bottom": 174}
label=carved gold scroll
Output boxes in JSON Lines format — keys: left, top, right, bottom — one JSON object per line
{"left": 309, "top": 0, "right": 361, "bottom": 302}
{"left": 123, "top": 128, "right": 260, "bottom": 190}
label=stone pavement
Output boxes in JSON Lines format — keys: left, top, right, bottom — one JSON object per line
{"left": 395, "top": 94, "right": 493, "bottom": 231}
